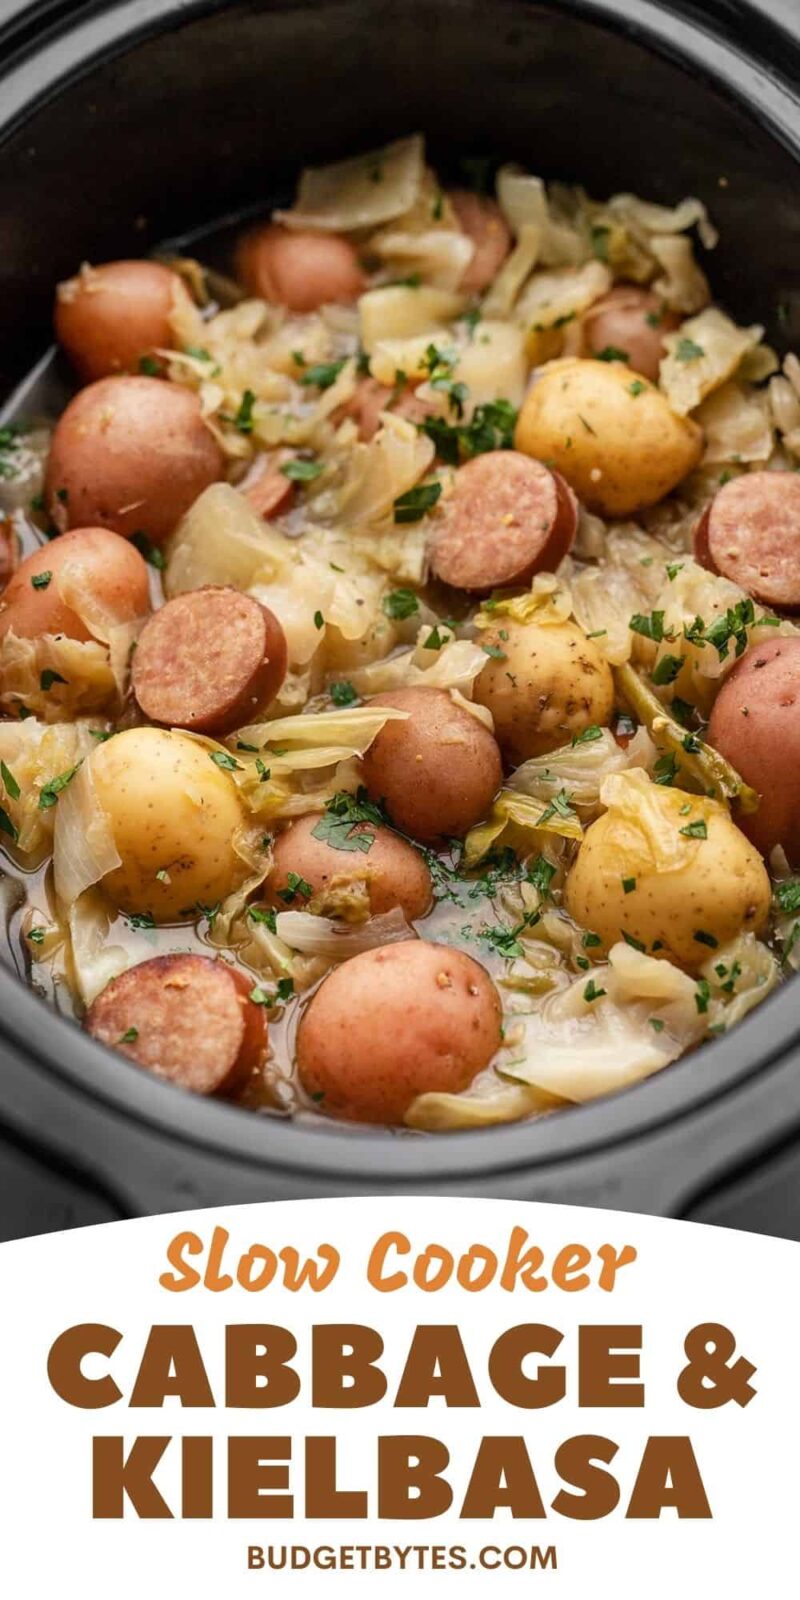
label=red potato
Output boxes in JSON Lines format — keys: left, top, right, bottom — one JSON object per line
{"left": 131, "top": 586, "right": 287, "bottom": 734}
{"left": 85, "top": 953, "right": 267, "bottom": 1096}
{"left": 582, "top": 285, "right": 679, "bottom": 383}
{"left": 361, "top": 686, "right": 502, "bottom": 842}
{"left": 44, "top": 376, "right": 224, "bottom": 543}
{"left": 694, "top": 471, "right": 800, "bottom": 611}
{"left": 297, "top": 939, "right": 502, "bottom": 1123}
{"left": 0, "top": 526, "right": 150, "bottom": 644}
{"left": 707, "top": 635, "right": 800, "bottom": 863}
{"left": 266, "top": 813, "right": 433, "bottom": 921}
{"left": 448, "top": 189, "right": 512, "bottom": 295}
{"left": 429, "top": 450, "right": 578, "bottom": 592}
{"left": 234, "top": 223, "right": 367, "bottom": 312}
{"left": 54, "top": 260, "right": 182, "bottom": 385}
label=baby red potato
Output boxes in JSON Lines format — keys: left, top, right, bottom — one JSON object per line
{"left": 266, "top": 813, "right": 433, "bottom": 921}
{"left": 0, "top": 526, "right": 150, "bottom": 644}
{"left": 582, "top": 285, "right": 679, "bottom": 383}
{"left": 234, "top": 222, "right": 366, "bottom": 312}
{"left": 448, "top": 189, "right": 512, "bottom": 294}
{"left": 44, "top": 375, "right": 224, "bottom": 542}
{"left": 54, "top": 259, "right": 183, "bottom": 384}
{"left": 361, "top": 685, "right": 502, "bottom": 842}
{"left": 707, "top": 635, "right": 800, "bottom": 864}
{"left": 297, "top": 938, "right": 502, "bottom": 1123}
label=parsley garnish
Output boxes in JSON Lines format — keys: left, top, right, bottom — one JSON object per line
{"left": 675, "top": 337, "right": 705, "bottom": 362}
{"left": 571, "top": 724, "right": 603, "bottom": 747}
{"left": 279, "top": 871, "right": 313, "bottom": 904}
{"left": 209, "top": 750, "right": 243, "bottom": 772}
{"left": 0, "top": 806, "right": 18, "bottom": 842}
{"left": 31, "top": 571, "right": 52, "bottom": 590}
{"left": 126, "top": 912, "right": 155, "bottom": 930}
{"left": 40, "top": 669, "right": 67, "bottom": 692}
{"left": 119, "top": 1026, "right": 139, "bottom": 1043}
{"left": 330, "top": 680, "right": 358, "bottom": 707}
{"left": 527, "top": 855, "right": 557, "bottom": 900}
{"left": 583, "top": 978, "right": 606, "bottom": 1003}
{"left": 131, "top": 531, "right": 166, "bottom": 570}
{"left": 280, "top": 458, "right": 325, "bottom": 482}
{"left": 653, "top": 752, "right": 679, "bottom": 786}
{"left": 382, "top": 588, "right": 419, "bottom": 620}
{"left": 393, "top": 481, "right": 442, "bottom": 524}
{"left": 651, "top": 654, "right": 684, "bottom": 686}
{"left": 680, "top": 817, "right": 708, "bottom": 840}
{"left": 311, "top": 790, "right": 384, "bottom": 853}
{"left": 419, "top": 399, "right": 517, "bottom": 465}
{"left": 299, "top": 359, "right": 347, "bottom": 391}
{"left": 233, "top": 389, "right": 256, "bottom": 433}
{"left": 249, "top": 905, "right": 278, "bottom": 933}
{"left": 595, "top": 345, "right": 629, "bottom": 363}
{"left": 1, "top": 761, "right": 20, "bottom": 801}
{"left": 38, "top": 764, "right": 80, "bottom": 810}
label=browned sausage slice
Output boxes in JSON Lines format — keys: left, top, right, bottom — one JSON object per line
{"left": 694, "top": 471, "right": 800, "bottom": 611}
{"left": 132, "top": 585, "right": 288, "bottom": 734}
{"left": 85, "top": 953, "right": 268, "bottom": 1095}
{"left": 429, "top": 449, "right": 578, "bottom": 592}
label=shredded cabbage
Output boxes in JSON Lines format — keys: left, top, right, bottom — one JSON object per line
{"left": 275, "top": 135, "right": 425, "bottom": 233}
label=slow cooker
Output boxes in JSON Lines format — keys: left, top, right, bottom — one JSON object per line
{"left": 1, "top": 0, "right": 799, "bottom": 1242}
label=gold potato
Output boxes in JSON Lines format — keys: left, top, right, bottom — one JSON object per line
{"left": 565, "top": 777, "right": 770, "bottom": 972}
{"left": 514, "top": 358, "right": 703, "bottom": 516}
{"left": 474, "top": 619, "right": 614, "bottom": 763}
{"left": 91, "top": 727, "right": 247, "bottom": 921}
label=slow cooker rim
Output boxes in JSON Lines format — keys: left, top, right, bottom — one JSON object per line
{"left": 0, "top": 0, "right": 798, "bottom": 1184}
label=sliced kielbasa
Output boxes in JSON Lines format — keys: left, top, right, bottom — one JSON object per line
{"left": 429, "top": 449, "right": 578, "bottom": 592}
{"left": 242, "top": 456, "right": 296, "bottom": 519}
{"left": 85, "top": 953, "right": 268, "bottom": 1095}
{"left": 132, "top": 585, "right": 287, "bottom": 734}
{"left": 694, "top": 471, "right": 800, "bottom": 611}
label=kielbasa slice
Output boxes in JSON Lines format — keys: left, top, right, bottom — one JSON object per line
{"left": 694, "top": 471, "right": 800, "bottom": 611}
{"left": 132, "top": 585, "right": 288, "bottom": 734}
{"left": 429, "top": 449, "right": 578, "bottom": 592}
{"left": 85, "top": 953, "right": 268, "bottom": 1095}
{"left": 242, "top": 459, "right": 296, "bottom": 520}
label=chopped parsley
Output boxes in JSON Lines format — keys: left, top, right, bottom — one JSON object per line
{"left": 118, "top": 1027, "right": 139, "bottom": 1043}
{"left": 330, "top": 680, "right": 358, "bottom": 707}
{"left": 233, "top": 388, "right": 256, "bottom": 433}
{"left": 249, "top": 905, "right": 278, "bottom": 933}
{"left": 651, "top": 653, "right": 684, "bottom": 686}
{"left": 622, "top": 876, "right": 636, "bottom": 894}
{"left": 209, "top": 750, "right": 243, "bottom": 772}
{"left": 138, "top": 355, "right": 160, "bottom": 376}
{"left": 582, "top": 931, "right": 603, "bottom": 949}
{"left": 382, "top": 588, "right": 419, "bottom": 620}
{"left": 650, "top": 1017, "right": 665, "bottom": 1032}
{"left": 679, "top": 817, "right": 708, "bottom": 839}
{"left": 393, "top": 481, "right": 442, "bottom": 524}
{"left": 40, "top": 669, "right": 68, "bottom": 692}
{"left": 675, "top": 337, "right": 705, "bottom": 362}
{"left": 280, "top": 457, "right": 325, "bottom": 482}
{"left": 571, "top": 724, "right": 603, "bottom": 747}
{"left": 653, "top": 752, "right": 680, "bottom": 786}
{"left": 0, "top": 424, "right": 21, "bottom": 479}
{"left": 126, "top": 911, "right": 155, "bottom": 930}
{"left": 527, "top": 855, "right": 557, "bottom": 900}
{"left": 419, "top": 399, "right": 517, "bottom": 465}
{"left": 695, "top": 978, "right": 712, "bottom": 1014}
{"left": 595, "top": 345, "right": 629, "bottom": 363}
{"left": 622, "top": 931, "right": 646, "bottom": 952}
{"left": 0, "top": 805, "right": 18, "bottom": 842}
{"left": 628, "top": 379, "right": 647, "bottom": 397}
{"left": 583, "top": 978, "right": 606, "bottom": 1003}
{"left": 298, "top": 358, "right": 347, "bottom": 391}
{"left": 630, "top": 609, "right": 668, "bottom": 643}
{"left": 774, "top": 879, "right": 800, "bottom": 916}
{"left": 482, "top": 643, "right": 507, "bottom": 661}
{"left": 311, "top": 790, "right": 384, "bottom": 853}
{"left": 38, "top": 764, "right": 80, "bottom": 810}
{"left": 26, "top": 926, "right": 46, "bottom": 945}
{"left": 536, "top": 789, "right": 577, "bottom": 828}
{"left": 279, "top": 872, "right": 312, "bottom": 904}
{"left": 1, "top": 761, "right": 20, "bottom": 801}
{"left": 31, "top": 571, "right": 52, "bottom": 590}
{"left": 313, "top": 611, "right": 324, "bottom": 630}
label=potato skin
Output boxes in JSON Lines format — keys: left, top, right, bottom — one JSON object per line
{"left": 235, "top": 224, "right": 366, "bottom": 312}
{"left": 361, "top": 687, "right": 502, "bottom": 842}
{"left": 297, "top": 938, "right": 502, "bottom": 1123}
{"left": 267, "top": 814, "right": 433, "bottom": 921}
{"left": 54, "top": 260, "right": 181, "bottom": 384}
{"left": 565, "top": 787, "right": 771, "bottom": 972}
{"left": 707, "top": 636, "right": 800, "bottom": 864}
{"left": 475, "top": 619, "right": 614, "bottom": 763}
{"left": 0, "top": 526, "right": 150, "bottom": 644}
{"left": 582, "top": 286, "right": 679, "bottom": 384}
{"left": 514, "top": 358, "right": 703, "bottom": 516}
{"left": 91, "top": 726, "right": 247, "bottom": 921}
{"left": 45, "top": 376, "right": 224, "bottom": 543}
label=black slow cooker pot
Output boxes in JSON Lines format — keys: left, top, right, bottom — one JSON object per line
{"left": 1, "top": 0, "right": 799, "bottom": 1241}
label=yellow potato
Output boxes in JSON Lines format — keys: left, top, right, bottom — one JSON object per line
{"left": 92, "top": 727, "right": 247, "bottom": 921}
{"left": 474, "top": 620, "right": 614, "bottom": 763}
{"left": 514, "top": 358, "right": 703, "bottom": 516}
{"left": 565, "top": 775, "right": 770, "bottom": 972}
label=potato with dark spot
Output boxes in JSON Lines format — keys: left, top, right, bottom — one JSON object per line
{"left": 707, "top": 635, "right": 800, "bottom": 864}
{"left": 45, "top": 376, "right": 224, "bottom": 543}
{"left": 267, "top": 813, "right": 433, "bottom": 921}
{"left": 474, "top": 619, "right": 614, "bottom": 763}
{"left": 297, "top": 938, "right": 502, "bottom": 1123}
{"left": 565, "top": 781, "right": 771, "bottom": 971}
{"left": 55, "top": 260, "right": 184, "bottom": 384}
{"left": 361, "top": 686, "right": 502, "bottom": 842}
{"left": 89, "top": 726, "right": 247, "bottom": 920}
